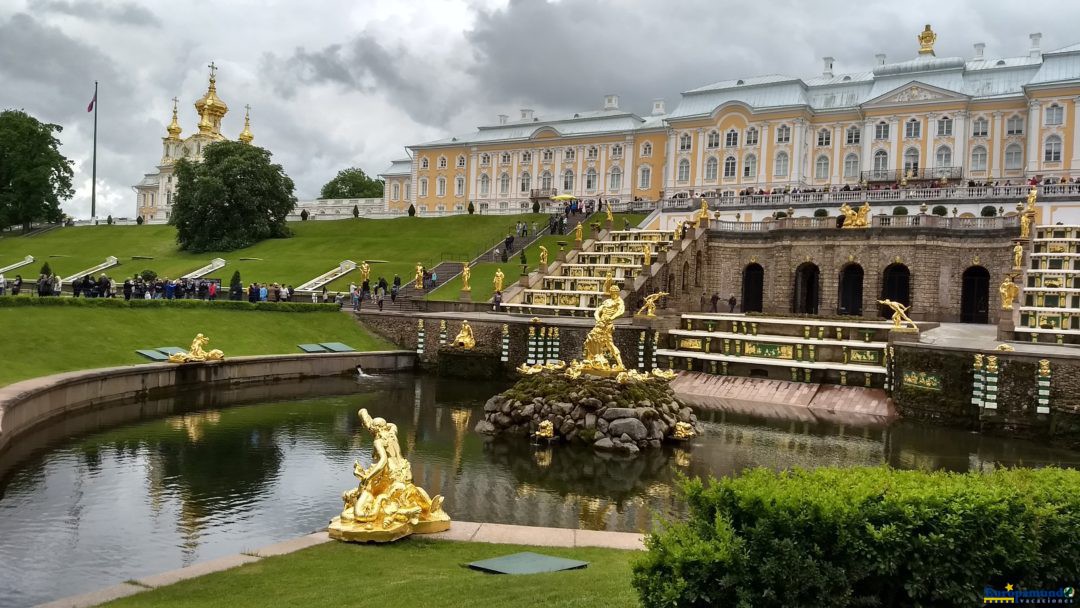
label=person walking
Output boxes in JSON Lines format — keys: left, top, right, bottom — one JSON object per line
{"left": 492, "top": 290, "right": 502, "bottom": 312}
{"left": 12, "top": 275, "right": 22, "bottom": 296}
{"left": 710, "top": 292, "right": 720, "bottom": 313}
{"left": 208, "top": 281, "right": 217, "bottom": 301}
{"left": 376, "top": 287, "right": 384, "bottom": 311}
{"left": 699, "top": 292, "right": 708, "bottom": 312}
{"left": 728, "top": 294, "right": 737, "bottom": 313}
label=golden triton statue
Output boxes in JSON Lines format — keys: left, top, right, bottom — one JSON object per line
{"left": 840, "top": 203, "right": 871, "bottom": 228}
{"left": 453, "top": 320, "right": 476, "bottom": 349}
{"left": 878, "top": 299, "right": 918, "bottom": 331}
{"left": 1020, "top": 213, "right": 1032, "bottom": 239}
{"left": 539, "top": 245, "right": 549, "bottom": 266}
{"left": 360, "top": 261, "right": 371, "bottom": 283}
{"left": 568, "top": 276, "right": 626, "bottom": 376}
{"left": 917, "top": 24, "right": 937, "bottom": 55}
{"left": 1013, "top": 243, "right": 1024, "bottom": 269}
{"left": 643, "top": 243, "right": 652, "bottom": 267}
{"left": 461, "top": 264, "right": 471, "bottom": 291}
{"left": 606, "top": 200, "right": 614, "bottom": 222}
{"left": 493, "top": 268, "right": 504, "bottom": 292}
{"left": 414, "top": 263, "right": 424, "bottom": 290}
{"left": 999, "top": 274, "right": 1020, "bottom": 311}
{"left": 635, "top": 291, "right": 669, "bottom": 317}
{"left": 574, "top": 222, "right": 583, "bottom": 242}
{"left": 168, "top": 333, "right": 224, "bottom": 363}
{"left": 329, "top": 408, "right": 450, "bottom": 543}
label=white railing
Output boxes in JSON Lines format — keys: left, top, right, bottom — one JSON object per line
{"left": 0, "top": 255, "right": 34, "bottom": 274}
{"left": 710, "top": 214, "right": 1019, "bottom": 232}
{"left": 181, "top": 258, "right": 227, "bottom": 279}
{"left": 296, "top": 260, "right": 357, "bottom": 292}
{"left": 61, "top": 256, "right": 119, "bottom": 283}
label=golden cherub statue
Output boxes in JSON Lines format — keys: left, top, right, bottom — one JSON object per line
{"left": 329, "top": 408, "right": 450, "bottom": 543}
{"left": 878, "top": 299, "right": 917, "bottom": 331}
{"left": 539, "top": 245, "right": 549, "bottom": 266}
{"left": 360, "top": 261, "right": 371, "bottom": 282}
{"left": 453, "top": 320, "right": 476, "bottom": 349}
{"left": 635, "top": 291, "right": 669, "bottom": 317}
{"left": 574, "top": 222, "right": 583, "bottom": 242}
{"left": 461, "top": 263, "right": 471, "bottom": 291}
{"left": 493, "top": 268, "right": 504, "bottom": 292}
{"left": 999, "top": 274, "right": 1020, "bottom": 311}
{"left": 1013, "top": 243, "right": 1024, "bottom": 269}
{"left": 643, "top": 243, "right": 652, "bottom": 267}
{"left": 917, "top": 24, "right": 936, "bottom": 55}
{"left": 414, "top": 262, "right": 424, "bottom": 289}
{"left": 167, "top": 333, "right": 224, "bottom": 363}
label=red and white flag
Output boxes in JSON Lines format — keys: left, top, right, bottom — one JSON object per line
{"left": 87, "top": 90, "right": 97, "bottom": 113}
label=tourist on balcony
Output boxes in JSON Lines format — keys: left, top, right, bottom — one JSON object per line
{"left": 728, "top": 294, "right": 737, "bottom": 313}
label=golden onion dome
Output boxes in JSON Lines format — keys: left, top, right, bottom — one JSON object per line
{"left": 194, "top": 63, "right": 228, "bottom": 120}
{"left": 238, "top": 105, "right": 253, "bottom": 144}
{"left": 166, "top": 97, "right": 182, "bottom": 140}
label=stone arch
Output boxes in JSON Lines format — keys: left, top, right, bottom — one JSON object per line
{"left": 682, "top": 261, "right": 691, "bottom": 292}
{"left": 695, "top": 250, "right": 704, "bottom": 287}
{"left": 742, "top": 263, "right": 764, "bottom": 313}
{"left": 961, "top": 266, "right": 990, "bottom": 324}
{"left": 838, "top": 263, "right": 864, "bottom": 316}
{"left": 792, "top": 262, "right": 820, "bottom": 314}
{"left": 880, "top": 263, "right": 911, "bottom": 318}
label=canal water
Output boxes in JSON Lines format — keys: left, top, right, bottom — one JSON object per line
{"left": 1, "top": 373, "right": 1078, "bottom": 607}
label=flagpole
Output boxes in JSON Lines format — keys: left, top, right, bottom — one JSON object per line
{"left": 91, "top": 80, "right": 98, "bottom": 221}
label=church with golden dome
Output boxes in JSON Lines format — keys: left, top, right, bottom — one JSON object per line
{"left": 133, "top": 63, "right": 254, "bottom": 223}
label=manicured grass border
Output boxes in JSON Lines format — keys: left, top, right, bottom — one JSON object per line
{"left": 0, "top": 296, "right": 338, "bottom": 313}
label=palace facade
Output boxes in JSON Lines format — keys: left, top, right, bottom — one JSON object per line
{"left": 133, "top": 66, "right": 254, "bottom": 223}
{"left": 381, "top": 27, "right": 1080, "bottom": 215}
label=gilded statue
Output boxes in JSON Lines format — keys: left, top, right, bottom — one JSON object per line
{"left": 328, "top": 409, "right": 450, "bottom": 543}
{"left": 877, "top": 299, "right": 917, "bottom": 331}
{"left": 605, "top": 200, "right": 614, "bottom": 222}
{"left": 535, "top": 420, "right": 554, "bottom": 439}
{"left": 1013, "top": 243, "right": 1024, "bottom": 269}
{"left": 673, "top": 421, "right": 697, "bottom": 440}
{"left": 917, "top": 24, "right": 936, "bottom": 55}
{"left": 635, "top": 291, "right": 669, "bottom": 317}
{"left": 539, "top": 245, "right": 549, "bottom": 266}
{"left": 360, "top": 261, "right": 371, "bottom": 283}
{"left": 493, "top": 268, "right": 504, "bottom": 292}
{"left": 840, "top": 202, "right": 871, "bottom": 228}
{"left": 643, "top": 243, "right": 652, "bottom": 267}
{"left": 1026, "top": 186, "right": 1038, "bottom": 212}
{"left": 695, "top": 198, "right": 709, "bottom": 226}
{"left": 577, "top": 277, "right": 626, "bottom": 372}
{"left": 674, "top": 222, "right": 684, "bottom": 240}
{"left": 999, "top": 274, "right": 1020, "bottom": 311}
{"left": 461, "top": 264, "right": 471, "bottom": 291}
{"left": 414, "top": 262, "right": 424, "bottom": 290}
{"left": 1038, "top": 359, "right": 1051, "bottom": 377}
{"left": 453, "top": 320, "right": 475, "bottom": 349}
{"left": 574, "top": 222, "right": 583, "bottom": 242}
{"left": 1020, "top": 213, "right": 1031, "bottom": 239}
{"left": 167, "top": 333, "right": 224, "bottom": 363}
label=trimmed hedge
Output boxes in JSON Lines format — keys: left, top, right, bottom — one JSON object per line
{"left": 632, "top": 467, "right": 1080, "bottom": 608}
{"left": 0, "top": 296, "right": 339, "bottom": 313}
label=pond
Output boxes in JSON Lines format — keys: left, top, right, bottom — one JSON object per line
{"left": 1, "top": 373, "right": 1078, "bottom": 607}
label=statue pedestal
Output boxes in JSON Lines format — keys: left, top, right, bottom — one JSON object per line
{"left": 328, "top": 514, "right": 450, "bottom": 544}
{"left": 539, "top": 262, "right": 549, "bottom": 274}
{"left": 605, "top": 219, "right": 614, "bottom": 231}
{"left": 997, "top": 315, "right": 1017, "bottom": 341}
{"left": 888, "top": 328, "right": 920, "bottom": 343}
{"left": 518, "top": 274, "right": 530, "bottom": 287}
{"left": 459, "top": 289, "right": 471, "bottom": 302}
{"left": 556, "top": 249, "right": 567, "bottom": 262}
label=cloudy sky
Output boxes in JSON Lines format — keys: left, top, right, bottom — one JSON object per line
{"left": 2, "top": 0, "right": 1077, "bottom": 219}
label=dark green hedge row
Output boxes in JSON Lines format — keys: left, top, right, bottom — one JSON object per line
{"left": 0, "top": 296, "right": 339, "bottom": 313}
{"left": 632, "top": 467, "right": 1080, "bottom": 608}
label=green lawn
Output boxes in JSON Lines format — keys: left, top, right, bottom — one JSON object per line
{"left": 425, "top": 213, "right": 648, "bottom": 303}
{"left": 104, "top": 539, "right": 640, "bottom": 608}
{"left": 0, "top": 305, "right": 391, "bottom": 386}
{"left": 0, "top": 215, "right": 547, "bottom": 290}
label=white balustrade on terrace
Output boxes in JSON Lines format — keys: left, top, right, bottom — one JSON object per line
{"left": 181, "top": 258, "right": 227, "bottom": 279}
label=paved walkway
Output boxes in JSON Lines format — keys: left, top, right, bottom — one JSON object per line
{"left": 37, "top": 523, "right": 644, "bottom": 608}
{"left": 920, "top": 323, "right": 1080, "bottom": 357}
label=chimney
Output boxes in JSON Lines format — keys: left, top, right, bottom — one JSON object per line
{"left": 822, "top": 56, "right": 834, "bottom": 78}
{"left": 497, "top": 114, "right": 508, "bottom": 125}
{"left": 1029, "top": 32, "right": 1042, "bottom": 58}
{"left": 519, "top": 109, "right": 534, "bottom": 121}
{"left": 874, "top": 53, "right": 886, "bottom": 67}
{"left": 651, "top": 99, "right": 666, "bottom": 116}
{"left": 603, "top": 94, "right": 619, "bottom": 110}
{"left": 973, "top": 42, "right": 985, "bottom": 59}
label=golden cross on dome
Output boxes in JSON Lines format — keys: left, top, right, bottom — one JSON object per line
{"left": 245, "top": 103, "right": 251, "bottom": 113}
{"left": 171, "top": 96, "right": 179, "bottom": 110}
{"left": 207, "top": 61, "right": 218, "bottom": 79}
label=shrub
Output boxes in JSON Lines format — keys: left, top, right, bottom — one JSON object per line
{"left": 632, "top": 467, "right": 1080, "bottom": 608}
{"left": 136, "top": 215, "right": 144, "bottom": 225}
{"left": 532, "top": 200, "right": 541, "bottom": 214}
{"left": 892, "top": 206, "right": 909, "bottom": 216}
{"left": 408, "top": 203, "right": 416, "bottom": 217}
{"left": 773, "top": 211, "right": 787, "bottom": 219}
{"left": 40, "top": 262, "right": 52, "bottom": 276}
{"left": 300, "top": 209, "right": 309, "bottom": 221}
{"left": 140, "top": 269, "right": 158, "bottom": 282}
{"left": 981, "top": 205, "right": 998, "bottom": 217}
{"left": 352, "top": 204, "right": 360, "bottom": 218}
{"left": 106, "top": 215, "right": 113, "bottom": 225}
{"left": 0, "top": 296, "right": 338, "bottom": 312}
{"left": 229, "top": 270, "right": 243, "bottom": 300}
{"left": 813, "top": 208, "right": 828, "bottom": 217}
{"left": 932, "top": 205, "right": 948, "bottom": 216}
{"left": 468, "top": 201, "right": 475, "bottom": 215}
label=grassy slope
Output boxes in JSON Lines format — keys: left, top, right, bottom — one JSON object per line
{"left": 426, "top": 212, "right": 648, "bottom": 302}
{"left": 0, "top": 215, "right": 546, "bottom": 290}
{"left": 0, "top": 307, "right": 392, "bottom": 386}
{"left": 104, "top": 539, "right": 639, "bottom": 608}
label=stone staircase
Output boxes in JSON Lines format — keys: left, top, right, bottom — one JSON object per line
{"left": 1016, "top": 224, "right": 1080, "bottom": 344}
{"left": 656, "top": 313, "right": 895, "bottom": 388}
{"left": 502, "top": 226, "right": 679, "bottom": 316}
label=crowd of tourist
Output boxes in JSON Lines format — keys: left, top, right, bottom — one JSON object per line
{"left": 349, "top": 276, "right": 401, "bottom": 311}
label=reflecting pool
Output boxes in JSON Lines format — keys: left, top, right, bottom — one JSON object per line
{"left": 1, "top": 373, "right": 1078, "bottom": 607}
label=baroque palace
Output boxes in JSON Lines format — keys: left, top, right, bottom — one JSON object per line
{"left": 380, "top": 26, "right": 1080, "bottom": 215}
{"left": 134, "top": 64, "right": 255, "bottom": 223}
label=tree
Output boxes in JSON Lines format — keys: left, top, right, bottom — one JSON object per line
{"left": 229, "top": 270, "right": 243, "bottom": 300}
{"left": 140, "top": 269, "right": 158, "bottom": 282}
{"left": 532, "top": 200, "right": 540, "bottom": 214}
{"left": 300, "top": 209, "right": 309, "bottom": 221}
{"left": 320, "top": 167, "right": 383, "bottom": 199}
{"left": 136, "top": 215, "right": 144, "bottom": 225}
{"left": 171, "top": 141, "right": 296, "bottom": 252}
{"left": 468, "top": 201, "right": 475, "bottom": 215}
{"left": 0, "top": 110, "right": 73, "bottom": 231}
{"left": 40, "top": 262, "right": 52, "bottom": 276}
{"left": 352, "top": 204, "right": 359, "bottom": 218}
{"left": 408, "top": 203, "right": 416, "bottom": 217}
{"left": 106, "top": 215, "right": 113, "bottom": 225}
